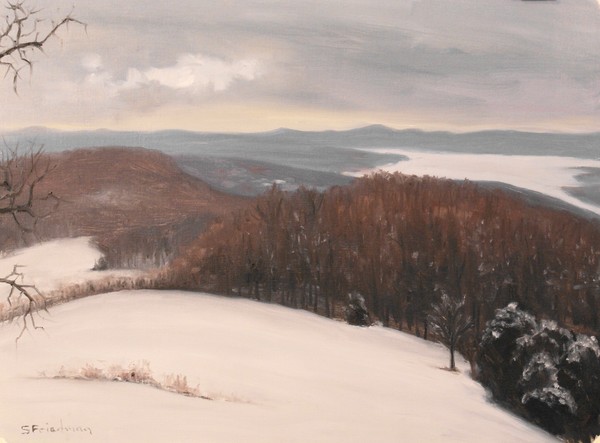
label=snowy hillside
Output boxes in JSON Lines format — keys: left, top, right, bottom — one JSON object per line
{"left": 0, "top": 240, "right": 557, "bottom": 442}
{"left": 0, "top": 237, "right": 138, "bottom": 295}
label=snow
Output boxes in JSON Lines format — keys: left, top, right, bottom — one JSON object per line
{"left": 0, "top": 237, "right": 138, "bottom": 298}
{"left": 565, "top": 334, "right": 600, "bottom": 364}
{"left": 0, "top": 239, "right": 558, "bottom": 442}
{"left": 348, "top": 149, "right": 600, "bottom": 216}
{"left": 522, "top": 384, "right": 578, "bottom": 416}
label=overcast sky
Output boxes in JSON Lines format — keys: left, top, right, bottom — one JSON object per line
{"left": 1, "top": 0, "right": 599, "bottom": 133}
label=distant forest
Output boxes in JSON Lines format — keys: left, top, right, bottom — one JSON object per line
{"left": 168, "top": 172, "right": 600, "bottom": 343}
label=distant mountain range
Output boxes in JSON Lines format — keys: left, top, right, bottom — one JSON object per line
{"left": 3, "top": 125, "right": 600, "bottom": 203}
{"left": 4, "top": 125, "right": 600, "bottom": 161}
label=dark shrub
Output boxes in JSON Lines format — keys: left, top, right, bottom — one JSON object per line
{"left": 346, "top": 292, "right": 370, "bottom": 326}
{"left": 478, "top": 303, "right": 536, "bottom": 402}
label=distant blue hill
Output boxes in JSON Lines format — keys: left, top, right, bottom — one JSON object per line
{"left": 3, "top": 125, "right": 600, "bottom": 197}
{"left": 2, "top": 125, "right": 600, "bottom": 204}
{"left": 4, "top": 125, "right": 600, "bottom": 160}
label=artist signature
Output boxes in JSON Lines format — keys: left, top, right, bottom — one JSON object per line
{"left": 20, "top": 420, "right": 92, "bottom": 436}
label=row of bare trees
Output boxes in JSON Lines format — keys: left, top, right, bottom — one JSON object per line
{"left": 169, "top": 172, "right": 600, "bottom": 341}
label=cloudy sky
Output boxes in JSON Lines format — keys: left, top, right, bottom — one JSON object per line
{"left": 1, "top": 0, "right": 599, "bottom": 133}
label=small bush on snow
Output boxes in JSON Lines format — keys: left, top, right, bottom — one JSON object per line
{"left": 345, "top": 292, "right": 370, "bottom": 326}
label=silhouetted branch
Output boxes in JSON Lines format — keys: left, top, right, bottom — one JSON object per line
{"left": 0, "top": 264, "right": 46, "bottom": 341}
{"left": 0, "top": 0, "right": 85, "bottom": 92}
{"left": 0, "top": 144, "right": 59, "bottom": 241}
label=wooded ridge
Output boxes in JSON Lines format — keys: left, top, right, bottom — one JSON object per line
{"left": 168, "top": 172, "right": 600, "bottom": 342}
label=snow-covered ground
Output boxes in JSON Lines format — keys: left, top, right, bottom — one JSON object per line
{"left": 348, "top": 149, "right": 600, "bottom": 216}
{"left": 0, "top": 239, "right": 557, "bottom": 442}
{"left": 0, "top": 237, "right": 139, "bottom": 297}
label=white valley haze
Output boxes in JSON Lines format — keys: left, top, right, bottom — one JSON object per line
{"left": 349, "top": 149, "right": 600, "bottom": 216}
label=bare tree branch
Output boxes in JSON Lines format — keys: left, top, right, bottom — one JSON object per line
{"left": 0, "top": 0, "right": 85, "bottom": 93}
{"left": 0, "top": 145, "right": 60, "bottom": 339}
{"left": 0, "top": 144, "right": 60, "bottom": 239}
{"left": 428, "top": 293, "right": 473, "bottom": 370}
{"left": 0, "top": 1, "right": 78, "bottom": 340}
{"left": 0, "top": 264, "right": 46, "bottom": 341}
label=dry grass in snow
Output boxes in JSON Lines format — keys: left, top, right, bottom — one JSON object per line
{"left": 46, "top": 361, "right": 213, "bottom": 400}
{"left": 0, "top": 290, "right": 558, "bottom": 443}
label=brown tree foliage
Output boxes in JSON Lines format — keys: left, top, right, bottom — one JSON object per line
{"left": 168, "top": 172, "right": 600, "bottom": 344}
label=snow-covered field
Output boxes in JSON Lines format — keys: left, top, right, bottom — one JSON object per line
{"left": 349, "top": 149, "right": 600, "bottom": 216}
{"left": 0, "top": 237, "right": 139, "bottom": 296}
{"left": 0, "top": 239, "right": 557, "bottom": 442}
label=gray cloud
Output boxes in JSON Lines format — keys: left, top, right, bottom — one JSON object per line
{"left": 1, "top": 0, "right": 599, "bottom": 131}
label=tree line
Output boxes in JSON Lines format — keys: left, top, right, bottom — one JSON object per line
{"left": 167, "top": 172, "right": 600, "bottom": 342}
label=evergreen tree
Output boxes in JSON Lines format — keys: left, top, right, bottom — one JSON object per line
{"left": 478, "top": 303, "right": 537, "bottom": 402}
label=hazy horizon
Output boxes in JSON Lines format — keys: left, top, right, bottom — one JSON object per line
{"left": 1, "top": 0, "right": 599, "bottom": 134}
{"left": 4, "top": 123, "right": 600, "bottom": 137}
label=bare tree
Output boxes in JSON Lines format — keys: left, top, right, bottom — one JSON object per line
{"left": 428, "top": 293, "right": 473, "bottom": 371}
{"left": 0, "top": 145, "right": 62, "bottom": 340}
{"left": 0, "top": 0, "right": 81, "bottom": 339}
{"left": 0, "top": 145, "right": 59, "bottom": 238}
{"left": 0, "top": 0, "right": 84, "bottom": 92}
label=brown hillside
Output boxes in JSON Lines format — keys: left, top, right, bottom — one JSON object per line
{"left": 25, "top": 147, "right": 247, "bottom": 267}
